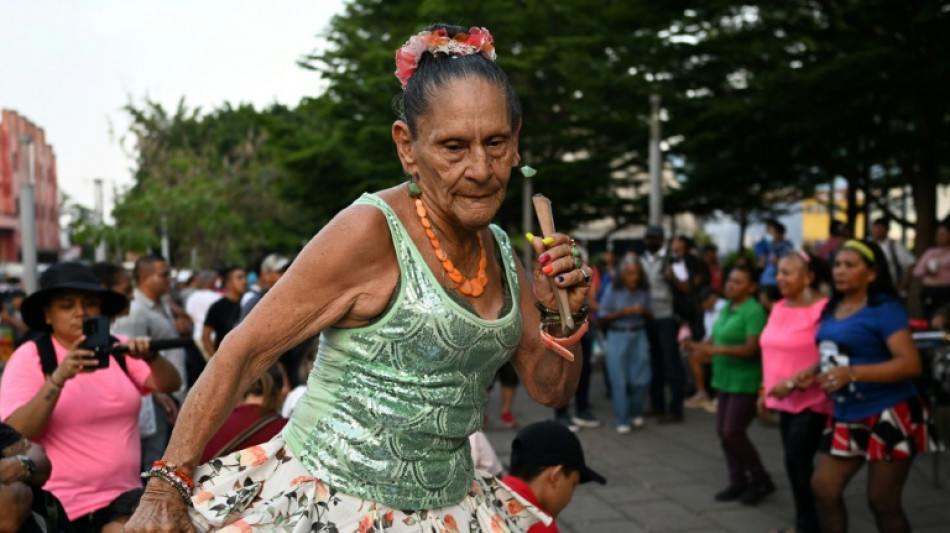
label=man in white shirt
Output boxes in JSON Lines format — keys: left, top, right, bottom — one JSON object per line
{"left": 184, "top": 270, "right": 220, "bottom": 359}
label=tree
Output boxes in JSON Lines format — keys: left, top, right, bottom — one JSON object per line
{"left": 113, "top": 100, "right": 300, "bottom": 267}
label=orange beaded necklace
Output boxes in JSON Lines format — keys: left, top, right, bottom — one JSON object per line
{"left": 410, "top": 187, "right": 488, "bottom": 297}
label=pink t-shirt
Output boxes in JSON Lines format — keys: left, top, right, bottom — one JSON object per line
{"left": 760, "top": 298, "right": 833, "bottom": 415}
{"left": 0, "top": 336, "right": 152, "bottom": 519}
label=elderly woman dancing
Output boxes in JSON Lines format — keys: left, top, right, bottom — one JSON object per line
{"left": 126, "top": 23, "right": 593, "bottom": 533}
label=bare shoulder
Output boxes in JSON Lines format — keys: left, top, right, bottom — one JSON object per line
{"left": 279, "top": 189, "right": 402, "bottom": 327}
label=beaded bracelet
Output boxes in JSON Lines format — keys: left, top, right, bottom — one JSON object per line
{"left": 535, "top": 302, "right": 590, "bottom": 322}
{"left": 142, "top": 460, "right": 194, "bottom": 507}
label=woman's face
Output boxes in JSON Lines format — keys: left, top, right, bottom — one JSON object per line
{"left": 724, "top": 269, "right": 755, "bottom": 301}
{"left": 43, "top": 290, "right": 102, "bottom": 343}
{"left": 832, "top": 249, "right": 876, "bottom": 293}
{"left": 393, "top": 77, "right": 520, "bottom": 231}
{"left": 621, "top": 263, "right": 642, "bottom": 290}
{"left": 775, "top": 256, "right": 812, "bottom": 299}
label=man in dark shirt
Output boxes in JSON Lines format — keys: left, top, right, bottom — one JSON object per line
{"left": 202, "top": 267, "right": 247, "bottom": 357}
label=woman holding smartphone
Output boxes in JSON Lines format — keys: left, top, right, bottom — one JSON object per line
{"left": 0, "top": 263, "right": 181, "bottom": 533}
{"left": 797, "top": 240, "right": 932, "bottom": 533}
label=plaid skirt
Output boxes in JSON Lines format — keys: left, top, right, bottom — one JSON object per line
{"left": 819, "top": 396, "right": 936, "bottom": 461}
{"left": 188, "top": 435, "right": 550, "bottom": 532}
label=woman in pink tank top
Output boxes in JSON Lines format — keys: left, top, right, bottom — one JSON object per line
{"left": 759, "top": 251, "right": 831, "bottom": 533}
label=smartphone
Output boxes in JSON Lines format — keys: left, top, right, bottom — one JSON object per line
{"left": 82, "top": 316, "right": 112, "bottom": 369}
{"left": 818, "top": 340, "right": 850, "bottom": 374}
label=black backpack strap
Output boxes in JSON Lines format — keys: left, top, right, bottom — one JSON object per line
{"left": 108, "top": 334, "right": 132, "bottom": 381}
{"left": 35, "top": 334, "right": 58, "bottom": 378}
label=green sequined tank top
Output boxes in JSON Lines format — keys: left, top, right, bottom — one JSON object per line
{"left": 282, "top": 193, "right": 522, "bottom": 510}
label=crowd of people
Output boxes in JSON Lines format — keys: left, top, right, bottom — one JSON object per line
{"left": 539, "top": 217, "right": 943, "bottom": 533}
{"left": 0, "top": 20, "right": 946, "bottom": 533}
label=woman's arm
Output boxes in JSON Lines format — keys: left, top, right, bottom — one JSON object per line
{"left": 201, "top": 325, "right": 215, "bottom": 358}
{"left": 3, "top": 336, "right": 98, "bottom": 439}
{"left": 147, "top": 202, "right": 399, "bottom": 474}
{"left": 714, "top": 335, "right": 761, "bottom": 359}
{"left": 509, "top": 234, "right": 589, "bottom": 407}
{"left": 2, "top": 437, "right": 52, "bottom": 487}
{"left": 141, "top": 355, "right": 183, "bottom": 393}
{"left": 817, "top": 329, "right": 921, "bottom": 392}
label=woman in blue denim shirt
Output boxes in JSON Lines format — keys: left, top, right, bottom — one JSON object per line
{"left": 598, "top": 257, "right": 653, "bottom": 433}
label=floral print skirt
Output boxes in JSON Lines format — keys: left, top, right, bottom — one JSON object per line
{"left": 189, "top": 435, "right": 550, "bottom": 532}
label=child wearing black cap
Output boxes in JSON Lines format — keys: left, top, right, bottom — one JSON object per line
{"left": 500, "top": 421, "right": 606, "bottom": 532}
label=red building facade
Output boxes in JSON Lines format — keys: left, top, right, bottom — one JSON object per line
{"left": 0, "top": 109, "right": 60, "bottom": 264}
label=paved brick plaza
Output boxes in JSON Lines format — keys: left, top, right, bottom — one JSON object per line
{"left": 483, "top": 368, "right": 950, "bottom": 533}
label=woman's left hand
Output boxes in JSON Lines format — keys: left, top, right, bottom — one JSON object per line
{"left": 527, "top": 233, "right": 590, "bottom": 312}
{"left": 123, "top": 337, "right": 153, "bottom": 360}
{"left": 817, "top": 366, "right": 851, "bottom": 393}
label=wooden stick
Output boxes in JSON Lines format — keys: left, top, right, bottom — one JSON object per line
{"left": 531, "top": 194, "right": 574, "bottom": 334}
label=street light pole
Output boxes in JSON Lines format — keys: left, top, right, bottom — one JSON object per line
{"left": 18, "top": 134, "right": 38, "bottom": 294}
{"left": 94, "top": 178, "right": 107, "bottom": 261}
{"left": 648, "top": 94, "right": 663, "bottom": 227}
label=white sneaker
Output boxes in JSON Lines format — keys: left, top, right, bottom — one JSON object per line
{"left": 703, "top": 398, "right": 718, "bottom": 414}
{"left": 616, "top": 424, "right": 632, "bottom": 434}
{"left": 632, "top": 416, "right": 645, "bottom": 429}
{"left": 684, "top": 392, "right": 710, "bottom": 409}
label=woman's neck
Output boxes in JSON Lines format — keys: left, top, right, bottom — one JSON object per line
{"left": 841, "top": 290, "right": 868, "bottom": 307}
{"left": 52, "top": 333, "right": 80, "bottom": 347}
{"left": 785, "top": 288, "right": 818, "bottom": 307}
{"left": 731, "top": 295, "right": 749, "bottom": 307}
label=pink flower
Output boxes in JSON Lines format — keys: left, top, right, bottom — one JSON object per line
{"left": 507, "top": 499, "right": 525, "bottom": 515}
{"left": 394, "top": 27, "right": 497, "bottom": 88}
{"left": 290, "top": 475, "right": 315, "bottom": 486}
{"left": 443, "top": 514, "right": 460, "bottom": 533}
{"left": 238, "top": 445, "right": 268, "bottom": 467}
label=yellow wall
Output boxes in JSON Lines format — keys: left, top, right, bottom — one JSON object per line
{"left": 801, "top": 198, "right": 865, "bottom": 247}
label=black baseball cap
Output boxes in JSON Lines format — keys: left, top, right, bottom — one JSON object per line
{"left": 510, "top": 421, "right": 606, "bottom": 485}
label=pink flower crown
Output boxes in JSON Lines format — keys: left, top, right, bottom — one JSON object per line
{"left": 395, "top": 27, "right": 497, "bottom": 88}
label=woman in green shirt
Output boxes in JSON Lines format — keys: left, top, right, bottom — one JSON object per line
{"left": 685, "top": 265, "right": 773, "bottom": 505}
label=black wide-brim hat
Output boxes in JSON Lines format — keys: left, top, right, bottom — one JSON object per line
{"left": 21, "top": 262, "right": 128, "bottom": 332}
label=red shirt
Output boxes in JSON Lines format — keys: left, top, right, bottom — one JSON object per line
{"left": 500, "top": 475, "right": 558, "bottom": 533}
{"left": 202, "top": 404, "right": 287, "bottom": 463}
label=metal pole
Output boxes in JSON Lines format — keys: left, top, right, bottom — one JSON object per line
{"left": 18, "top": 134, "right": 38, "bottom": 294}
{"left": 94, "top": 178, "right": 106, "bottom": 261}
{"left": 522, "top": 174, "right": 533, "bottom": 268}
{"left": 648, "top": 94, "right": 663, "bottom": 227}
{"left": 161, "top": 215, "right": 170, "bottom": 264}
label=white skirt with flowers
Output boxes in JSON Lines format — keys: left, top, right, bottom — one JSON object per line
{"left": 188, "top": 435, "right": 551, "bottom": 533}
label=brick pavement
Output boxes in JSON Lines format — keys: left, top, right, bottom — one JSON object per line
{"left": 483, "top": 369, "right": 950, "bottom": 532}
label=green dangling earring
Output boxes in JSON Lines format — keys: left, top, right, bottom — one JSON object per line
{"left": 407, "top": 179, "right": 421, "bottom": 198}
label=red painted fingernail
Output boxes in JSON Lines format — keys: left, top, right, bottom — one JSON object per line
{"left": 542, "top": 265, "right": 554, "bottom": 275}
{"left": 538, "top": 253, "right": 551, "bottom": 264}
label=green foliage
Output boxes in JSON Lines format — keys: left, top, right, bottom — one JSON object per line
{"left": 113, "top": 100, "right": 301, "bottom": 266}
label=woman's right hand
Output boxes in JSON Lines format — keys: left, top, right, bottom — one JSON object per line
{"left": 51, "top": 336, "right": 99, "bottom": 386}
{"left": 794, "top": 366, "right": 818, "bottom": 389}
{"left": 124, "top": 479, "right": 195, "bottom": 533}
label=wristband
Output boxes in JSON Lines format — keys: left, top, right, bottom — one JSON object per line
{"left": 48, "top": 375, "right": 64, "bottom": 389}
{"left": 847, "top": 365, "right": 858, "bottom": 383}
{"left": 142, "top": 460, "right": 194, "bottom": 507}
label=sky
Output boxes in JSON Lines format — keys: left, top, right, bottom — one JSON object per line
{"left": 1, "top": 0, "right": 346, "bottom": 218}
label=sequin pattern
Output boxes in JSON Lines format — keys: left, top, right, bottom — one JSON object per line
{"left": 282, "top": 193, "right": 522, "bottom": 510}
